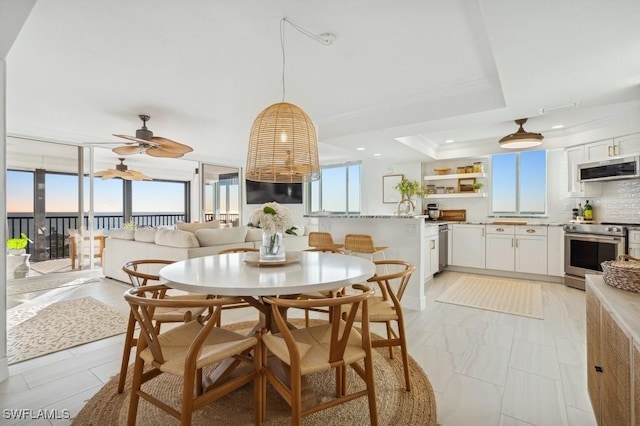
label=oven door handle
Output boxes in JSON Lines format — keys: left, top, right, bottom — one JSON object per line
{"left": 565, "top": 234, "right": 623, "bottom": 242}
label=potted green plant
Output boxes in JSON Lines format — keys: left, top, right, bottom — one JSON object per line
{"left": 6, "top": 233, "right": 32, "bottom": 255}
{"left": 394, "top": 178, "right": 427, "bottom": 215}
{"left": 472, "top": 182, "right": 484, "bottom": 192}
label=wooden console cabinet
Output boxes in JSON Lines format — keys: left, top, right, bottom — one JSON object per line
{"left": 586, "top": 275, "right": 640, "bottom": 425}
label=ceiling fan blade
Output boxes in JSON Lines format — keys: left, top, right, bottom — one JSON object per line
{"left": 146, "top": 147, "right": 185, "bottom": 158}
{"left": 127, "top": 170, "right": 153, "bottom": 181}
{"left": 151, "top": 136, "right": 193, "bottom": 153}
{"left": 113, "top": 134, "right": 158, "bottom": 145}
{"left": 94, "top": 168, "right": 117, "bottom": 177}
{"left": 112, "top": 145, "right": 143, "bottom": 155}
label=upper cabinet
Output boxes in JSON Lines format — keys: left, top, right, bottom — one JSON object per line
{"left": 585, "top": 133, "right": 640, "bottom": 162}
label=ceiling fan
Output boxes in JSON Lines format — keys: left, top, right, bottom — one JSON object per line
{"left": 112, "top": 114, "right": 193, "bottom": 158}
{"left": 94, "top": 158, "right": 152, "bottom": 181}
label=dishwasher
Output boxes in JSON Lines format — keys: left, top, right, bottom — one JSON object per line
{"left": 437, "top": 223, "right": 449, "bottom": 273}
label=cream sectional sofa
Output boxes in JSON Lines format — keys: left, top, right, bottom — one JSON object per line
{"left": 102, "top": 224, "right": 309, "bottom": 283}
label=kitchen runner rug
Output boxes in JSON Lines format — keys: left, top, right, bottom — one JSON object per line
{"left": 7, "top": 296, "right": 128, "bottom": 364}
{"left": 72, "top": 320, "right": 438, "bottom": 426}
{"left": 436, "top": 275, "right": 544, "bottom": 319}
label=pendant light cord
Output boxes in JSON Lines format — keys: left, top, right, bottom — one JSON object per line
{"left": 280, "top": 18, "right": 286, "bottom": 103}
{"left": 279, "top": 17, "right": 335, "bottom": 103}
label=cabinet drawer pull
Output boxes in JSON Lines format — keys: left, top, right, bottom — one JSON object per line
{"left": 526, "top": 229, "right": 536, "bottom": 233}
{"left": 496, "top": 227, "right": 504, "bottom": 232}
{"left": 594, "top": 365, "right": 603, "bottom": 373}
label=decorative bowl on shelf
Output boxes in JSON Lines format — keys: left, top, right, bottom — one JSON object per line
{"left": 433, "top": 168, "right": 450, "bottom": 175}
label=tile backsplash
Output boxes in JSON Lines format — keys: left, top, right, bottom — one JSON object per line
{"left": 591, "top": 180, "right": 640, "bottom": 223}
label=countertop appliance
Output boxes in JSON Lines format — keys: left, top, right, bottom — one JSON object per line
{"left": 578, "top": 156, "right": 640, "bottom": 182}
{"left": 426, "top": 203, "right": 441, "bottom": 221}
{"left": 437, "top": 223, "right": 449, "bottom": 273}
{"left": 563, "top": 222, "right": 629, "bottom": 290}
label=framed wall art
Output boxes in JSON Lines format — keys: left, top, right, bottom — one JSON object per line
{"left": 382, "top": 174, "right": 403, "bottom": 203}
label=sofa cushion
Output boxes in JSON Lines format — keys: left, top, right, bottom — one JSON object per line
{"left": 176, "top": 220, "right": 220, "bottom": 233}
{"left": 196, "top": 226, "right": 248, "bottom": 247}
{"left": 108, "top": 228, "right": 135, "bottom": 240}
{"left": 134, "top": 228, "right": 158, "bottom": 243}
{"left": 245, "top": 227, "right": 263, "bottom": 242}
{"left": 155, "top": 228, "right": 200, "bottom": 248}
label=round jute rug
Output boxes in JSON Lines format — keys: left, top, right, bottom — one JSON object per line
{"left": 73, "top": 320, "right": 437, "bottom": 425}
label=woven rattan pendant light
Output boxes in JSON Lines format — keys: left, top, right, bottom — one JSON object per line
{"left": 246, "top": 18, "right": 333, "bottom": 183}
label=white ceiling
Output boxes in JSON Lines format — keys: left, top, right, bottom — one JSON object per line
{"left": 5, "top": 0, "right": 640, "bottom": 168}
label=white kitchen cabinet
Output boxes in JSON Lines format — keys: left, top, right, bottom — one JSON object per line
{"left": 515, "top": 226, "right": 548, "bottom": 274}
{"left": 485, "top": 225, "right": 516, "bottom": 271}
{"left": 451, "top": 224, "right": 485, "bottom": 268}
{"left": 423, "top": 225, "right": 439, "bottom": 277}
{"left": 628, "top": 230, "right": 640, "bottom": 258}
{"left": 484, "top": 225, "right": 547, "bottom": 274}
{"left": 547, "top": 226, "right": 564, "bottom": 277}
{"left": 585, "top": 133, "right": 640, "bottom": 161}
{"left": 564, "top": 145, "right": 602, "bottom": 198}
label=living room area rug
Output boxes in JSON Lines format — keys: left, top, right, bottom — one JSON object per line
{"left": 7, "top": 296, "right": 129, "bottom": 364}
{"left": 436, "top": 275, "right": 544, "bottom": 319}
{"left": 72, "top": 320, "right": 438, "bottom": 425}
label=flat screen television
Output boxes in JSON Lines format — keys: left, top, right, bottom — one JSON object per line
{"left": 245, "top": 180, "right": 303, "bottom": 204}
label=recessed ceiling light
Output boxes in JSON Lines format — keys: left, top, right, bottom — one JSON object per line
{"left": 356, "top": 147, "right": 366, "bottom": 151}
{"left": 445, "top": 139, "right": 454, "bottom": 144}
{"left": 373, "top": 153, "right": 381, "bottom": 157}
{"left": 551, "top": 124, "right": 564, "bottom": 129}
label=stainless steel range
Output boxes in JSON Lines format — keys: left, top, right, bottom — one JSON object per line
{"left": 563, "top": 223, "right": 628, "bottom": 290}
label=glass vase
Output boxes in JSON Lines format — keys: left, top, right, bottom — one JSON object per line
{"left": 397, "top": 197, "right": 415, "bottom": 216}
{"left": 260, "top": 231, "right": 285, "bottom": 261}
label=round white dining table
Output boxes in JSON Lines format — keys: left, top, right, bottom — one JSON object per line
{"left": 159, "top": 251, "right": 376, "bottom": 297}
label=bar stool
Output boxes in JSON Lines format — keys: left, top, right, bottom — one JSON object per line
{"left": 308, "top": 231, "right": 344, "bottom": 250}
{"left": 343, "top": 234, "right": 387, "bottom": 260}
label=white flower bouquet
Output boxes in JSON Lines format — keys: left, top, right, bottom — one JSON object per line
{"left": 249, "top": 202, "right": 293, "bottom": 261}
{"left": 249, "top": 202, "right": 293, "bottom": 235}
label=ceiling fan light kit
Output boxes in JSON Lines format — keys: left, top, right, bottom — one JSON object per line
{"left": 112, "top": 115, "right": 193, "bottom": 158}
{"left": 499, "top": 118, "right": 544, "bottom": 149}
{"left": 246, "top": 18, "right": 330, "bottom": 183}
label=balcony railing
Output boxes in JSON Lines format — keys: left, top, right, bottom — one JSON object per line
{"left": 7, "top": 213, "right": 186, "bottom": 261}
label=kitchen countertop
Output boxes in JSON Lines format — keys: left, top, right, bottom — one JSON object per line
{"left": 307, "top": 215, "right": 565, "bottom": 226}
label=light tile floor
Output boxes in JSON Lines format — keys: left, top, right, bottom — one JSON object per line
{"left": 0, "top": 270, "right": 596, "bottom": 425}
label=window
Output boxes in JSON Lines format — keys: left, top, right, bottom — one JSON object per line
{"left": 491, "top": 150, "right": 546, "bottom": 215}
{"left": 308, "top": 162, "right": 361, "bottom": 214}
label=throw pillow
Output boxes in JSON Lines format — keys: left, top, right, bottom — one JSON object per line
{"left": 134, "top": 228, "right": 158, "bottom": 243}
{"left": 176, "top": 220, "right": 220, "bottom": 233}
{"left": 108, "top": 228, "right": 135, "bottom": 240}
{"left": 195, "top": 226, "right": 248, "bottom": 247}
{"left": 155, "top": 228, "right": 200, "bottom": 248}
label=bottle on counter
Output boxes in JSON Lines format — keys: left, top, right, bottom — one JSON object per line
{"left": 583, "top": 200, "right": 593, "bottom": 220}
{"left": 577, "top": 203, "right": 584, "bottom": 219}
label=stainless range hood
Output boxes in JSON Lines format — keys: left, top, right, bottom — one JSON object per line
{"left": 579, "top": 156, "right": 640, "bottom": 182}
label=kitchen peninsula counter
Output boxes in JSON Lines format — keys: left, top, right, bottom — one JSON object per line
{"left": 308, "top": 215, "right": 436, "bottom": 311}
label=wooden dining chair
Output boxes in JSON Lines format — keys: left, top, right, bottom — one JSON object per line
{"left": 308, "top": 231, "right": 344, "bottom": 250}
{"left": 213, "top": 247, "right": 260, "bottom": 325}
{"left": 343, "top": 234, "right": 387, "bottom": 260}
{"left": 124, "top": 284, "right": 262, "bottom": 425}
{"left": 300, "top": 247, "right": 346, "bottom": 326}
{"left": 118, "top": 259, "right": 209, "bottom": 393}
{"left": 260, "top": 284, "right": 377, "bottom": 426}
{"left": 350, "top": 260, "right": 415, "bottom": 391}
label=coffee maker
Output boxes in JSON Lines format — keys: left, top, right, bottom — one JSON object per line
{"left": 426, "top": 203, "right": 441, "bottom": 221}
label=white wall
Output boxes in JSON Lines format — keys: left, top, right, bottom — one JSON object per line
{"left": 1, "top": 56, "right": 8, "bottom": 382}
